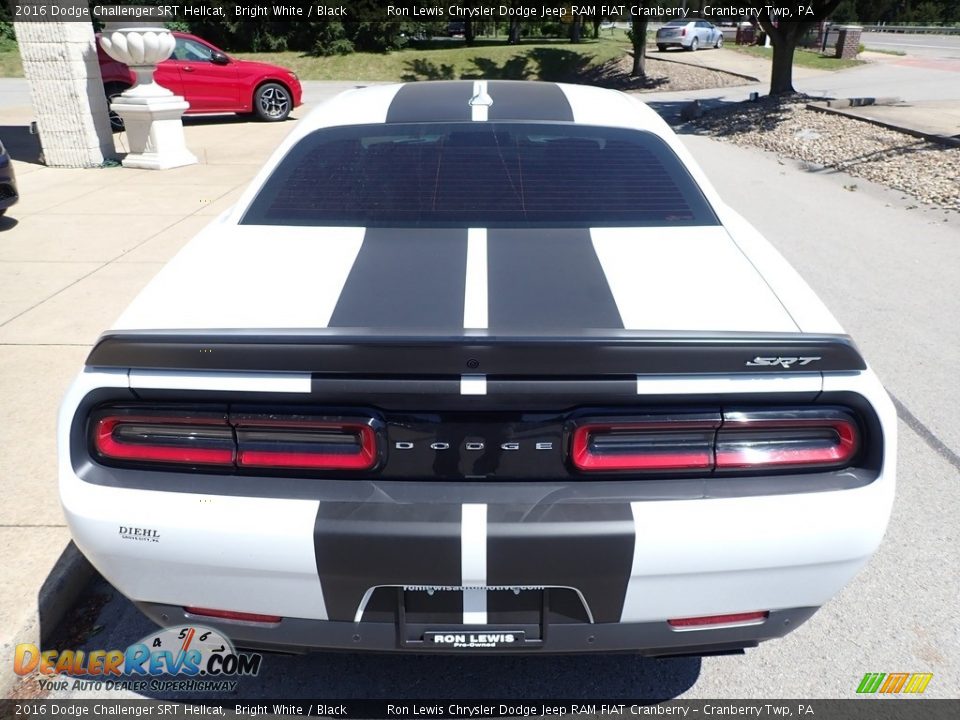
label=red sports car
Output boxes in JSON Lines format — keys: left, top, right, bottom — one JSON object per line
{"left": 98, "top": 31, "right": 303, "bottom": 124}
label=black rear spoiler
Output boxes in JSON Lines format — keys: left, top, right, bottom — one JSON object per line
{"left": 85, "top": 330, "right": 866, "bottom": 376}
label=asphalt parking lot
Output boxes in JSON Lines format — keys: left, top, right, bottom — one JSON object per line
{"left": 27, "top": 122, "right": 960, "bottom": 700}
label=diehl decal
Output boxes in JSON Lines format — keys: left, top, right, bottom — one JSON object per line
{"left": 118, "top": 525, "right": 160, "bottom": 543}
{"left": 425, "top": 631, "right": 526, "bottom": 648}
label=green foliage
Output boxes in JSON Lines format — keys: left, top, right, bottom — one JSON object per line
{"left": 831, "top": 0, "right": 859, "bottom": 22}
{"left": 907, "top": 2, "right": 944, "bottom": 23}
{"left": 0, "top": 22, "right": 16, "bottom": 52}
{"left": 311, "top": 22, "right": 354, "bottom": 57}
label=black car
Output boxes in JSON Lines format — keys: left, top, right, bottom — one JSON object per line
{"left": 0, "top": 138, "right": 18, "bottom": 215}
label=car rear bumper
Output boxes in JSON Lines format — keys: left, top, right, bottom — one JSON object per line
{"left": 61, "top": 464, "right": 894, "bottom": 653}
{"left": 59, "top": 368, "right": 896, "bottom": 654}
{"left": 136, "top": 601, "right": 818, "bottom": 655}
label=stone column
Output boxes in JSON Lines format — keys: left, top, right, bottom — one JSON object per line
{"left": 836, "top": 26, "right": 863, "bottom": 60}
{"left": 14, "top": 15, "right": 115, "bottom": 167}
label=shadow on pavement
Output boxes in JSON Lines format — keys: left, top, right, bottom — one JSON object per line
{"left": 401, "top": 50, "right": 667, "bottom": 91}
{"left": 644, "top": 97, "right": 743, "bottom": 127}
{"left": 0, "top": 124, "right": 43, "bottom": 164}
{"left": 60, "top": 576, "right": 703, "bottom": 700}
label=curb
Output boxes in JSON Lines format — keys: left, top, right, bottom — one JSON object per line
{"left": 38, "top": 542, "right": 98, "bottom": 644}
{"left": 806, "top": 102, "right": 960, "bottom": 148}
{"left": 1, "top": 541, "right": 97, "bottom": 698}
{"left": 647, "top": 52, "right": 762, "bottom": 84}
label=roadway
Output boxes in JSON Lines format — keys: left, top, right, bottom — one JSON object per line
{"left": 861, "top": 30, "right": 960, "bottom": 59}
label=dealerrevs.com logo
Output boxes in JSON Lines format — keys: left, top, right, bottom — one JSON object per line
{"left": 14, "top": 625, "right": 262, "bottom": 693}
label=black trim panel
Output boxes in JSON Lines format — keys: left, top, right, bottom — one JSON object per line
{"left": 137, "top": 602, "right": 819, "bottom": 655}
{"left": 85, "top": 332, "right": 867, "bottom": 375}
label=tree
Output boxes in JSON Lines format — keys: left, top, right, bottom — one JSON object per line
{"left": 569, "top": 16, "right": 583, "bottom": 44}
{"left": 749, "top": 1, "right": 843, "bottom": 95}
{"left": 628, "top": 3, "right": 651, "bottom": 78}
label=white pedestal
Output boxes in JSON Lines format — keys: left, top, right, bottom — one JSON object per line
{"left": 111, "top": 95, "right": 198, "bottom": 170}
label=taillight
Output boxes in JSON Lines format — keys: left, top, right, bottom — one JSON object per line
{"left": 91, "top": 407, "right": 380, "bottom": 472}
{"left": 93, "top": 411, "right": 234, "bottom": 466}
{"left": 571, "top": 408, "right": 859, "bottom": 474}
{"left": 716, "top": 409, "right": 858, "bottom": 470}
{"left": 571, "top": 415, "right": 720, "bottom": 471}
{"left": 185, "top": 607, "right": 282, "bottom": 624}
{"left": 234, "top": 416, "right": 377, "bottom": 470}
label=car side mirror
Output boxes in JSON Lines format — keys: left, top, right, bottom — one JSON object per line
{"left": 210, "top": 51, "right": 230, "bottom": 65}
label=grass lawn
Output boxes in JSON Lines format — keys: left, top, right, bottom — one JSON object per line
{"left": 0, "top": 51, "right": 23, "bottom": 77}
{"left": 233, "top": 32, "right": 633, "bottom": 82}
{"left": 729, "top": 45, "right": 863, "bottom": 70}
{"left": 0, "top": 32, "right": 633, "bottom": 82}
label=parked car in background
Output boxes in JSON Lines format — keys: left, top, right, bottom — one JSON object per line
{"left": 97, "top": 31, "right": 302, "bottom": 126}
{"left": 656, "top": 20, "right": 724, "bottom": 51}
{"left": 0, "top": 138, "right": 18, "bottom": 216}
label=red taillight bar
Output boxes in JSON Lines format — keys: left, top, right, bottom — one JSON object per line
{"left": 668, "top": 611, "right": 768, "bottom": 629}
{"left": 236, "top": 423, "right": 378, "bottom": 471}
{"left": 571, "top": 417, "right": 719, "bottom": 471}
{"left": 715, "top": 412, "right": 859, "bottom": 470}
{"left": 572, "top": 409, "right": 859, "bottom": 473}
{"left": 92, "top": 409, "right": 380, "bottom": 472}
{"left": 184, "top": 607, "right": 282, "bottom": 624}
{"left": 94, "top": 416, "right": 235, "bottom": 466}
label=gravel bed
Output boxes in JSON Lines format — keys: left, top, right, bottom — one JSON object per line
{"left": 636, "top": 56, "right": 752, "bottom": 92}
{"left": 684, "top": 95, "right": 960, "bottom": 212}
{"left": 595, "top": 53, "right": 752, "bottom": 93}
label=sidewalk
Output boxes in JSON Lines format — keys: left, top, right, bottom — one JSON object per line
{"left": 646, "top": 45, "right": 831, "bottom": 83}
{"left": 0, "top": 105, "right": 310, "bottom": 696}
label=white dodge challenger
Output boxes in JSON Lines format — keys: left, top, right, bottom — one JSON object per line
{"left": 59, "top": 81, "right": 896, "bottom": 655}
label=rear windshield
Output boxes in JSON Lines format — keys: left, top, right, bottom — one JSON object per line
{"left": 241, "top": 122, "right": 718, "bottom": 228}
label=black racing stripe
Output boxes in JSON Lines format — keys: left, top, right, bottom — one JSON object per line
{"left": 487, "top": 228, "right": 624, "bottom": 331}
{"left": 385, "top": 81, "right": 474, "bottom": 123}
{"left": 314, "top": 502, "right": 461, "bottom": 622}
{"left": 487, "top": 81, "right": 573, "bottom": 121}
{"left": 328, "top": 228, "right": 467, "bottom": 330}
{"left": 486, "top": 503, "right": 636, "bottom": 624}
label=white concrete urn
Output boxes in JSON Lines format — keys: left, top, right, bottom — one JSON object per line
{"left": 98, "top": 24, "right": 197, "bottom": 169}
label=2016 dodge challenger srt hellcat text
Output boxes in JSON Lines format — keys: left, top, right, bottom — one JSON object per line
{"left": 60, "top": 81, "right": 896, "bottom": 655}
